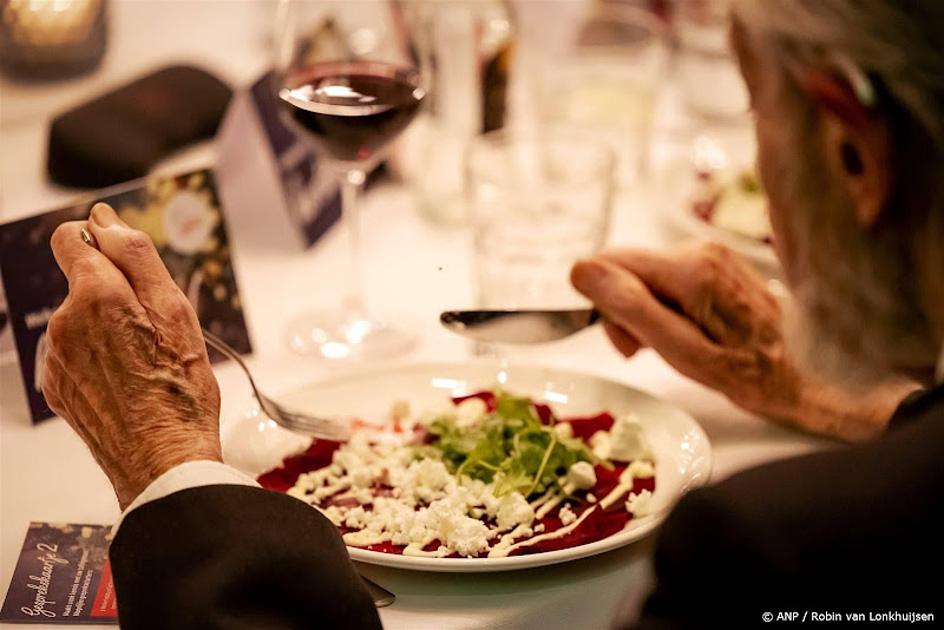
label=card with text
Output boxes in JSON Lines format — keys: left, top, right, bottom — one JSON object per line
{"left": 0, "top": 523, "right": 117, "bottom": 624}
{"left": 0, "top": 168, "right": 252, "bottom": 423}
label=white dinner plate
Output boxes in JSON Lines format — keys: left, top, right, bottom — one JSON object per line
{"left": 222, "top": 362, "right": 712, "bottom": 572}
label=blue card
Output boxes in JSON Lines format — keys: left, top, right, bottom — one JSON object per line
{"left": 0, "top": 168, "right": 252, "bottom": 423}
{"left": 0, "top": 522, "right": 117, "bottom": 624}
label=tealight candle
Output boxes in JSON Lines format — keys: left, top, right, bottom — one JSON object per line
{"left": 0, "top": 0, "right": 107, "bottom": 79}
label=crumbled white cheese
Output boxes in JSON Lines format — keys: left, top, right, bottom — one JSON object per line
{"left": 534, "top": 523, "right": 545, "bottom": 533}
{"left": 313, "top": 505, "right": 344, "bottom": 526}
{"left": 496, "top": 492, "right": 535, "bottom": 530}
{"left": 589, "top": 430, "right": 611, "bottom": 460}
{"left": 625, "top": 489, "right": 653, "bottom": 516}
{"left": 344, "top": 506, "right": 370, "bottom": 529}
{"left": 288, "top": 410, "right": 654, "bottom": 558}
{"left": 286, "top": 486, "right": 308, "bottom": 500}
{"left": 586, "top": 493, "right": 597, "bottom": 504}
{"left": 599, "top": 459, "right": 656, "bottom": 510}
{"left": 608, "top": 415, "right": 650, "bottom": 463}
{"left": 566, "top": 461, "right": 597, "bottom": 490}
{"left": 558, "top": 503, "right": 577, "bottom": 526}
{"left": 553, "top": 422, "right": 574, "bottom": 439}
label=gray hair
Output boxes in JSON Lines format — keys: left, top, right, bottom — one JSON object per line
{"left": 734, "top": 0, "right": 944, "bottom": 144}
{"left": 733, "top": 0, "right": 944, "bottom": 384}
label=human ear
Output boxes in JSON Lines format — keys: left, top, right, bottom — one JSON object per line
{"left": 800, "top": 70, "right": 892, "bottom": 227}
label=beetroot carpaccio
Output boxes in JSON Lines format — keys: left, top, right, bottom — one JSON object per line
{"left": 258, "top": 390, "right": 655, "bottom": 558}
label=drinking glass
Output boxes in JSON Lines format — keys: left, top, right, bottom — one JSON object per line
{"left": 534, "top": 6, "right": 668, "bottom": 187}
{"left": 466, "top": 128, "right": 615, "bottom": 310}
{"left": 676, "top": 0, "right": 750, "bottom": 119}
{"left": 273, "top": 0, "right": 428, "bottom": 359}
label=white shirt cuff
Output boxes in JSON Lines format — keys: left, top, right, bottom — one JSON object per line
{"left": 113, "top": 460, "right": 260, "bottom": 533}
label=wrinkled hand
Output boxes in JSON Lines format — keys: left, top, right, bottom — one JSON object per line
{"left": 43, "top": 203, "right": 221, "bottom": 509}
{"left": 572, "top": 243, "right": 911, "bottom": 442}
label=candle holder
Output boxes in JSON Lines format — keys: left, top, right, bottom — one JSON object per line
{"left": 0, "top": 0, "right": 108, "bottom": 80}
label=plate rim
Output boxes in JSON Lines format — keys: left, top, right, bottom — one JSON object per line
{"left": 226, "top": 360, "right": 713, "bottom": 572}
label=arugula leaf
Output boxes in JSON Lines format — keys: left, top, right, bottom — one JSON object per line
{"left": 422, "top": 390, "right": 598, "bottom": 498}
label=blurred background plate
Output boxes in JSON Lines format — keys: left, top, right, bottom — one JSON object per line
{"left": 659, "top": 124, "right": 780, "bottom": 275}
{"left": 222, "top": 361, "right": 712, "bottom": 572}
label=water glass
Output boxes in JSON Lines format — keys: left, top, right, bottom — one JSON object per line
{"left": 676, "top": 0, "right": 750, "bottom": 119}
{"left": 466, "top": 128, "right": 615, "bottom": 310}
{"left": 533, "top": 6, "right": 668, "bottom": 187}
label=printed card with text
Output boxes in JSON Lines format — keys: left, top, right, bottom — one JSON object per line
{"left": 0, "top": 523, "right": 117, "bottom": 624}
{"left": 0, "top": 168, "right": 252, "bottom": 423}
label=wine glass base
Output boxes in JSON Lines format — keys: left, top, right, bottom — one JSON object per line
{"left": 286, "top": 308, "right": 418, "bottom": 360}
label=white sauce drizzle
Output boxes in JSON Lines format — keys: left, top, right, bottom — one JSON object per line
{"left": 342, "top": 530, "right": 388, "bottom": 547}
{"left": 403, "top": 543, "right": 449, "bottom": 557}
{"left": 286, "top": 406, "right": 655, "bottom": 558}
{"left": 491, "top": 506, "right": 598, "bottom": 558}
{"left": 535, "top": 495, "right": 564, "bottom": 520}
{"left": 487, "top": 524, "right": 535, "bottom": 558}
{"left": 528, "top": 489, "right": 556, "bottom": 510}
{"left": 599, "top": 461, "right": 654, "bottom": 510}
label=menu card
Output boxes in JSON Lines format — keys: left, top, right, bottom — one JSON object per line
{"left": 0, "top": 168, "right": 252, "bottom": 423}
{"left": 0, "top": 523, "right": 117, "bottom": 624}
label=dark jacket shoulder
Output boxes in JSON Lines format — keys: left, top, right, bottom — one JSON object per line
{"left": 633, "top": 387, "right": 944, "bottom": 629}
{"left": 110, "top": 484, "right": 381, "bottom": 630}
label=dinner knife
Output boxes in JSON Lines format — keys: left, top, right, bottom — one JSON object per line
{"left": 439, "top": 309, "right": 600, "bottom": 344}
{"left": 362, "top": 575, "right": 396, "bottom": 608}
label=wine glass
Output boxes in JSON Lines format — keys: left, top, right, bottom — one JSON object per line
{"left": 273, "top": 0, "right": 427, "bottom": 359}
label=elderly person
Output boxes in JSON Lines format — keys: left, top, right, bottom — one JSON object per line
{"left": 42, "top": 1, "right": 942, "bottom": 628}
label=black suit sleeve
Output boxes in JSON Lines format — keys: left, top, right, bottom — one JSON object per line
{"left": 631, "top": 393, "right": 944, "bottom": 629}
{"left": 109, "top": 485, "right": 381, "bottom": 630}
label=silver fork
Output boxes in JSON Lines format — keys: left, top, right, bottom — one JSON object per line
{"left": 202, "top": 329, "right": 396, "bottom": 607}
{"left": 76, "top": 230, "right": 390, "bottom": 605}
{"left": 201, "top": 328, "right": 351, "bottom": 442}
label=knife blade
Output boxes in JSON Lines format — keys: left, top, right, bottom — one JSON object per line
{"left": 439, "top": 309, "right": 600, "bottom": 344}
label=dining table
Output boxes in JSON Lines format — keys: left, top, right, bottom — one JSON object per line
{"left": 0, "top": 2, "right": 829, "bottom": 629}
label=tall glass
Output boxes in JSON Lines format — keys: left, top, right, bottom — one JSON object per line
{"left": 534, "top": 6, "right": 667, "bottom": 187}
{"left": 273, "top": 0, "right": 427, "bottom": 359}
{"left": 676, "top": 0, "right": 750, "bottom": 119}
{"left": 467, "top": 128, "right": 615, "bottom": 310}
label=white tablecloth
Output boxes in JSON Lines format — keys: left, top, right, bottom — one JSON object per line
{"left": 0, "top": 2, "right": 828, "bottom": 628}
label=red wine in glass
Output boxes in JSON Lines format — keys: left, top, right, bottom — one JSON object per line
{"left": 278, "top": 61, "right": 425, "bottom": 164}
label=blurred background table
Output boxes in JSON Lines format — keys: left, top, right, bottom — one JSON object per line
{"left": 0, "top": 2, "right": 827, "bottom": 628}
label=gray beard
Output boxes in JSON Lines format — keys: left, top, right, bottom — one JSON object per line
{"left": 783, "top": 297, "right": 904, "bottom": 390}
{"left": 769, "top": 117, "right": 938, "bottom": 389}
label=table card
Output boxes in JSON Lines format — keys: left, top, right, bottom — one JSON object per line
{"left": 213, "top": 71, "right": 341, "bottom": 249}
{"left": 0, "top": 523, "right": 117, "bottom": 624}
{"left": 249, "top": 71, "right": 345, "bottom": 247}
{"left": 0, "top": 168, "right": 252, "bottom": 423}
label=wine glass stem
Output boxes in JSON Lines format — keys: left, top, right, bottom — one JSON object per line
{"left": 340, "top": 168, "right": 368, "bottom": 318}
